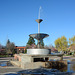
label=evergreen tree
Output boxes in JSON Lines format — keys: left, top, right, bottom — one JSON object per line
{"left": 27, "top": 36, "right": 35, "bottom": 45}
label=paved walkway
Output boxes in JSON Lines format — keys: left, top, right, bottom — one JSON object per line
{"left": 0, "top": 56, "right": 75, "bottom": 75}
{"left": 63, "top": 56, "right": 75, "bottom": 61}
{"left": 0, "top": 57, "right": 14, "bottom": 60}
{"left": 0, "top": 67, "right": 23, "bottom": 74}
{"left": 0, "top": 57, "right": 23, "bottom": 75}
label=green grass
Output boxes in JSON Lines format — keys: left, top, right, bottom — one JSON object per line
{"left": 64, "top": 54, "right": 73, "bottom": 56}
{"left": 0, "top": 55, "right": 9, "bottom": 57}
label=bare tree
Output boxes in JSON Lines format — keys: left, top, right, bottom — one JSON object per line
{"left": 6, "top": 39, "right": 15, "bottom": 55}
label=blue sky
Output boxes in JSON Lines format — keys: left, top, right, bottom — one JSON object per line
{"left": 0, "top": 0, "right": 75, "bottom": 46}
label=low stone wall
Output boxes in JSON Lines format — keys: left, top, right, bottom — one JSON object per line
{"left": 14, "top": 54, "right": 22, "bottom": 61}
{"left": 21, "top": 60, "right": 67, "bottom": 69}
{"left": 10, "top": 61, "right": 21, "bottom": 67}
{"left": 21, "top": 62, "right": 45, "bottom": 69}
{"left": 13, "top": 54, "right": 64, "bottom": 69}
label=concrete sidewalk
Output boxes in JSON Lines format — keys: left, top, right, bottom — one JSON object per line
{"left": 0, "top": 56, "right": 75, "bottom": 75}
{"left": 63, "top": 56, "right": 75, "bottom": 61}
{"left": 0, "top": 57, "right": 23, "bottom": 75}
{"left": 0, "top": 67, "right": 23, "bottom": 75}
{"left": 0, "top": 57, "right": 14, "bottom": 60}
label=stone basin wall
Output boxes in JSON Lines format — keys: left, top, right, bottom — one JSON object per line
{"left": 14, "top": 54, "right": 22, "bottom": 61}
{"left": 13, "top": 54, "right": 65, "bottom": 69}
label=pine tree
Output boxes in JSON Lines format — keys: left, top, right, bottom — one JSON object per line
{"left": 27, "top": 36, "right": 35, "bottom": 45}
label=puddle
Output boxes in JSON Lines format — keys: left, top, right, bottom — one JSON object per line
{"left": 0, "top": 61, "right": 13, "bottom": 67}
{"left": 67, "top": 60, "right": 75, "bottom": 72}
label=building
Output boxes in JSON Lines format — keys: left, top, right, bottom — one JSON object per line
{"left": 15, "top": 46, "right": 26, "bottom": 54}
{"left": 0, "top": 49, "right": 6, "bottom": 54}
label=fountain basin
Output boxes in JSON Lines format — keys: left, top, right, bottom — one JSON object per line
{"left": 29, "top": 33, "right": 49, "bottom": 40}
{"left": 27, "top": 49, "right": 51, "bottom": 55}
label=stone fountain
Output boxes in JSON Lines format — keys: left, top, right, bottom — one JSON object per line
{"left": 12, "top": 19, "right": 64, "bottom": 69}
{"left": 27, "top": 19, "right": 51, "bottom": 55}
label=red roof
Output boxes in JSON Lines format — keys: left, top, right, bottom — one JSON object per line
{"left": 0, "top": 49, "right": 5, "bottom": 51}
{"left": 15, "top": 46, "right": 26, "bottom": 49}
